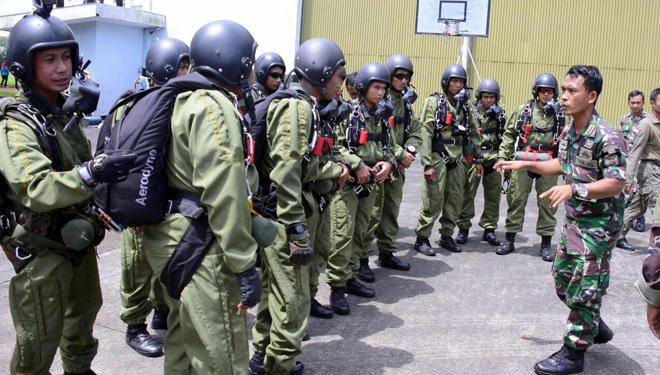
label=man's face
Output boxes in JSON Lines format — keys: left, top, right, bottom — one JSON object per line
{"left": 560, "top": 74, "right": 595, "bottom": 116}
{"left": 650, "top": 96, "right": 660, "bottom": 117}
{"left": 364, "top": 81, "right": 387, "bottom": 108}
{"left": 391, "top": 68, "right": 411, "bottom": 93}
{"left": 480, "top": 93, "right": 497, "bottom": 109}
{"left": 265, "top": 66, "right": 284, "bottom": 91}
{"left": 176, "top": 58, "right": 190, "bottom": 78}
{"left": 628, "top": 94, "right": 644, "bottom": 116}
{"left": 536, "top": 87, "right": 555, "bottom": 106}
{"left": 31, "top": 47, "right": 72, "bottom": 100}
{"left": 347, "top": 84, "right": 358, "bottom": 100}
{"left": 447, "top": 77, "right": 465, "bottom": 97}
{"left": 323, "top": 67, "right": 346, "bottom": 101}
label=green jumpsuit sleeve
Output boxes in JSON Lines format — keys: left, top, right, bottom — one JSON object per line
{"left": 405, "top": 105, "right": 423, "bottom": 153}
{"left": 419, "top": 97, "right": 437, "bottom": 168}
{"left": 466, "top": 104, "right": 481, "bottom": 158}
{"left": 498, "top": 104, "right": 523, "bottom": 160}
{"left": 266, "top": 98, "right": 309, "bottom": 227}
{"left": 0, "top": 118, "right": 93, "bottom": 212}
{"left": 625, "top": 120, "right": 649, "bottom": 183}
{"left": 336, "top": 118, "right": 364, "bottom": 171}
{"left": 180, "top": 90, "right": 258, "bottom": 274}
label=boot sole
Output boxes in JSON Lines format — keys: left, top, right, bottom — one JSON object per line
{"left": 534, "top": 363, "right": 584, "bottom": 375}
{"left": 127, "top": 344, "right": 164, "bottom": 358}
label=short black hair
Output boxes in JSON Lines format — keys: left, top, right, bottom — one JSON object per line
{"left": 566, "top": 65, "right": 603, "bottom": 100}
{"left": 346, "top": 71, "right": 357, "bottom": 88}
{"left": 628, "top": 90, "right": 645, "bottom": 102}
{"left": 651, "top": 88, "right": 660, "bottom": 102}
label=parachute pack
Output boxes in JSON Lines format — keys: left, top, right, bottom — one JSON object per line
{"left": 94, "top": 72, "right": 220, "bottom": 227}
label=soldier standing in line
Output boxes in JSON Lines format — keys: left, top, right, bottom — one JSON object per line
{"left": 413, "top": 64, "right": 482, "bottom": 255}
{"left": 455, "top": 78, "right": 506, "bottom": 247}
{"left": 251, "top": 52, "right": 286, "bottom": 101}
{"left": 326, "top": 63, "right": 396, "bottom": 314}
{"left": 249, "top": 38, "right": 348, "bottom": 375}
{"left": 617, "top": 90, "right": 648, "bottom": 233}
{"left": 496, "top": 65, "right": 626, "bottom": 375}
{"left": 616, "top": 88, "right": 660, "bottom": 251}
{"left": 141, "top": 20, "right": 263, "bottom": 374}
{"left": 358, "top": 54, "right": 421, "bottom": 281}
{"left": 113, "top": 38, "right": 189, "bottom": 358}
{"left": 496, "top": 73, "right": 565, "bottom": 261}
{"left": 1, "top": 5, "right": 136, "bottom": 374}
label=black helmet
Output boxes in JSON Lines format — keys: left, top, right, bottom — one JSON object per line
{"left": 6, "top": 13, "right": 79, "bottom": 84}
{"left": 145, "top": 38, "right": 189, "bottom": 85}
{"left": 355, "top": 63, "right": 389, "bottom": 96}
{"left": 476, "top": 78, "right": 500, "bottom": 101}
{"left": 441, "top": 64, "right": 467, "bottom": 93}
{"left": 254, "top": 52, "right": 286, "bottom": 85}
{"left": 190, "top": 20, "right": 257, "bottom": 86}
{"left": 384, "top": 54, "right": 414, "bottom": 80}
{"left": 532, "top": 73, "right": 559, "bottom": 98}
{"left": 294, "top": 38, "right": 345, "bottom": 89}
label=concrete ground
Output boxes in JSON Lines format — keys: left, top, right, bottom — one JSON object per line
{"left": 0, "top": 126, "right": 659, "bottom": 374}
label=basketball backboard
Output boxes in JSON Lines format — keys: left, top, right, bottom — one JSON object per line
{"left": 416, "top": 0, "right": 491, "bottom": 37}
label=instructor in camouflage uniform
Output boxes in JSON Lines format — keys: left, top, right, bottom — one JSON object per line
{"left": 249, "top": 38, "right": 348, "bottom": 375}
{"left": 456, "top": 78, "right": 506, "bottom": 247}
{"left": 617, "top": 90, "right": 648, "bottom": 147}
{"left": 496, "top": 65, "right": 626, "bottom": 375}
{"left": 497, "top": 73, "right": 564, "bottom": 261}
{"left": 359, "top": 54, "right": 422, "bottom": 282}
{"left": 413, "top": 64, "right": 482, "bottom": 255}
{"left": 142, "top": 21, "right": 262, "bottom": 375}
{"left": 616, "top": 87, "right": 660, "bottom": 251}
{"left": 1, "top": 6, "right": 136, "bottom": 374}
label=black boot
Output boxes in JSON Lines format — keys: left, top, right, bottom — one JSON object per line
{"left": 456, "top": 228, "right": 469, "bottom": 244}
{"left": 616, "top": 237, "right": 635, "bottom": 251}
{"left": 358, "top": 258, "right": 375, "bottom": 282}
{"left": 533, "top": 344, "right": 584, "bottom": 375}
{"left": 302, "top": 329, "right": 311, "bottom": 342}
{"left": 346, "top": 278, "right": 375, "bottom": 298}
{"left": 310, "top": 298, "right": 334, "bottom": 319}
{"left": 593, "top": 320, "right": 614, "bottom": 344}
{"left": 63, "top": 371, "right": 97, "bottom": 375}
{"left": 248, "top": 352, "right": 266, "bottom": 375}
{"left": 413, "top": 237, "right": 435, "bottom": 256}
{"left": 125, "top": 324, "right": 163, "bottom": 357}
{"left": 287, "top": 362, "right": 304, "bottom": 375}
{"left": 438, "top": 234, "right": 462, "bottom": 252}
{"left": 330, "top": 287, "right": 350, "bottom": 315}
{"left": 541, "top": 236, "right": 554, "bottom": 262}
{"left": 633, "top": 216, "right": 646, "bottom": 232}
{"left": 377, "top": 251, "right": 410, "bottom": 271}
{"left": 496, "top": 232, "right": 516, "bottom": 255}
{"left": 151, "top": 309, "right": 169, "bottom": 330}
{"left": 482, "top": 230, "right": 502, "bottom": 246}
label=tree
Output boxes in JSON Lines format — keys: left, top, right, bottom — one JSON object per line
{"left": 0, "top": 36, "right": 7, "bottom": 63}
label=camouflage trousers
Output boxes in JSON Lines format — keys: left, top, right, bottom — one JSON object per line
{"left": 552, "top": 221, "right": 617, "bottom": 351}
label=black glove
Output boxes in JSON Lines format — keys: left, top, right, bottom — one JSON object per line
{"left": 288, "top": 226, "right": 313, "bottom": 266}
{"left": 374, "top": 98, "right": 394, "bottom": 119}
{"left": 401, "top": 88, "right": 418, "bottom": 104}
{"left": 485, "top": 103, "right": 503, "bottom": 118}
{"left": 453, "top": 87, "right": 470, "bottom": 105}
{"left": 78, "top": 149, "right": 137, "bottom": 187}
{"left": 235, "top": 266, "right": 262, "bottom": 307}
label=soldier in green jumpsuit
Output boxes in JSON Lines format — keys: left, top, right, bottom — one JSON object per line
{"left": 326, "top": 63, "right": 396, "bottom": 314}
{"left": 456, "top": 78, "right": 506, "bottom": 247}
{"left": 359, "top": 54, "right": 422, "bottom": 282}
{"left": 497, "top": 73, "right": 564, "bottom": 261}
{"left": 113, "top": 37, "right": 189, "bottom": 358}
{"left": 250, "top": 52, "right": 286, "bottom": 102}
{"left": 141, "top": 21, "right": 262, "bottom": 375}
{"left": 249, "top": 38, "right": 348, "bottom": 375}
{"left": 413, "top": 64, "right": 482, "bottom": 255}
{"left": 496, "top": 65, "right": 626, "bottom": 375}
{"left": 1, "top": 8, "right": 137, "bottom": 374}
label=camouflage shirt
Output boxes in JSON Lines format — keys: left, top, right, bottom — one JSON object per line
{"left": 617, "top": 110, "right": 648, "bottom": 148}
{"left": 635, "top": 198, "right": 660, "bottom": 306}
{"left": 557, "top": 113, "right": 627, "bottom": 234}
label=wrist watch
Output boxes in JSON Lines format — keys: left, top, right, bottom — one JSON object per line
{"left": 572, "top": 183, "right": 588, "bottom": 198}
{"left": 287, "top": 223, "right": 308, "bottom": 241}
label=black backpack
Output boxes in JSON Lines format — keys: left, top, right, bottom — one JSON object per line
{"left": 93, "top": 72, "right": 218, "bottom": 227}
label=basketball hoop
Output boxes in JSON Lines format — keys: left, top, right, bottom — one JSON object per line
{"left": 441, "top": 20, "right": 459, "bottom": 44}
